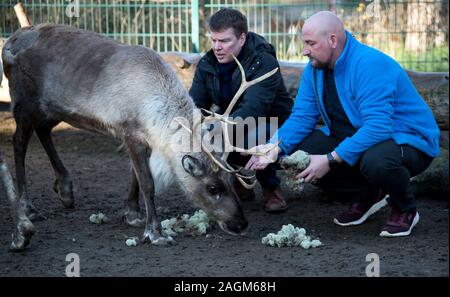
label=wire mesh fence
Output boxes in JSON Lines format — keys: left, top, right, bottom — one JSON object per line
{"left": 0, "top": 0, "right": 196, "bottom": 52}
{"left": 0, "top": 0, "right": 448, "bottom": 71}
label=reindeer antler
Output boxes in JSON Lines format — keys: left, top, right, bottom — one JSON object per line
{"left": 223, "top": 55, "right": 279, "bottom": 118}
{"left": 201, "top": 54, "right": 280, "bottom": 156}
{"left": 180, "top": 54, "right": 280, "bottom": 189}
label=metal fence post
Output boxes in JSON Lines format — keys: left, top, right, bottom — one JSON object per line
{"left": 191, "top": 0, "right": 199, "bottom": 53}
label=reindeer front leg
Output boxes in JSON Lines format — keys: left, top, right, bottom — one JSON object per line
{"left": 125, "top": 140, "right": 175, "bottom": 246}
{"left": 123, "top": 169, "right": 145, "bottom": 227}
{"left": 0, "top": 152, "right": 35, "bottom": 252}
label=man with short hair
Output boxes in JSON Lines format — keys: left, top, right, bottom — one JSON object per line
{"left": 246, "top": 11, "right": 440, "bottom": 237}
{"left": 189, "top": 8, "right": 293, "bottom": 212}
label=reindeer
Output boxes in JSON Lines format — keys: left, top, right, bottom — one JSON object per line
{"left": 2, "top": 24, "right": 278, "bottom": 251}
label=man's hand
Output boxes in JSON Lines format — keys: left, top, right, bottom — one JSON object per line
{"left": 296, "top": 154, "right": 330, "bottom": 183}
{"left": 245, "top": 144, "right": 281, "bottom": 171}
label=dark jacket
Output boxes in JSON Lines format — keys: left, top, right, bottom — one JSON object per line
{"left": 189, "top": 32, "right": 293, "bottom": 125}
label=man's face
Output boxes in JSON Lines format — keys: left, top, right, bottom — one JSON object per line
{"left": 301, "top": 28, "right": 333, "bottom": 69}
{"left": 210, "top": 28, "right": 246, "bottom": 64}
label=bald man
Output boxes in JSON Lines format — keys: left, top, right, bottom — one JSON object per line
{"left": 246, "top": 11, "right": 440, "bottom": 237}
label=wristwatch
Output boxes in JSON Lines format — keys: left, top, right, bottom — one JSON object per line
{"left": 326, "top": 153, "right": 339, "bottom": 170}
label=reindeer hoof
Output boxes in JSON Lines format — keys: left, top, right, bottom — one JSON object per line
{"left": 142, "top": 230, "right": 176, "bottom": 246}
{"left": 9, "top": 219, "right": 36, "bottom": 252}
{"left": 124, "top": 210, "right": 145, "bottom": 227}
{"left": 53, "top": 179, "right": 74, "bottom": 209}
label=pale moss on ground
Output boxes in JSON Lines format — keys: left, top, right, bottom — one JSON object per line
{"left": 161, "top": 209, "right": 210, "bottom": 237}
{"left": 89, "top": 212, "right": 109, "bottom": 224}
{"left": 125, "top": 237, "right": 139, "bottom": 247}
{"left": 262, "top": 224, "right": 322, "bottom": 249}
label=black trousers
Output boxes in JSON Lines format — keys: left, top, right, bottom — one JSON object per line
{"left": 292, "top": 130, "right": 433, "bottom": 212}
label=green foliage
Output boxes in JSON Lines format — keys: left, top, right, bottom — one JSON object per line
{"left": 398, "top": 46, "right": 449, "bottom": 72}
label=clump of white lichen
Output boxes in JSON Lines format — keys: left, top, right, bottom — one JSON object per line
{"left": 125, "top": 237, "right": 139, "bottom": 247}
{"left": 89, "top": 212, "right": 109, "bottom": 224}
{"left": 262, "top": 224, "right": 322, "bottom": 249}
{"left": 279, "top": 150, "right": 310, "bottom": 192}
{"left": 161, "top": 209, "right": 210, "bottom": 237}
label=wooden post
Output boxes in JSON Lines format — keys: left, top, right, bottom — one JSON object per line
{"left": 14, "top": 2, "right": 31, "bottom": 27}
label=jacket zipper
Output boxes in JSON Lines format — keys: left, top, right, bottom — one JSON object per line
{"left": 313, "top": 68, "right": 333, "bottom": 131}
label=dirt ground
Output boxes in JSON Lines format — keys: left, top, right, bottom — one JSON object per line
{"left": 0, "top": 111, "right": 448, "bottom": 277}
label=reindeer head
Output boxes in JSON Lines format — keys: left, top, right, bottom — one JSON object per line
{"left": 181, "top": 152, "right": 248, "bottom": 235}
{"left": 177, "top": 54, "right": 280, "bottom": 235}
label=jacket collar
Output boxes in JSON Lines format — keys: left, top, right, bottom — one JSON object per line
{"left": 333, "top": 31, "right": 357, "bottom": 75}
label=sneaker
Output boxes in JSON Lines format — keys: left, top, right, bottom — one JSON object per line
{"left": 379, "top": 207, "right": 419, "bottom": 237}
{"left": 262, "top": 186, "right": 288, "bottom": 213}
{"left": 333, "top": 191, "right": 388, "bottom": 226}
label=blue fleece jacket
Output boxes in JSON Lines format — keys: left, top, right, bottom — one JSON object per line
{"left": 271, "top": 31, "right": 440, "bottom": 166}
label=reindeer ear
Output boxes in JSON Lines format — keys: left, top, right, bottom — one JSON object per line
{"left": 182, "top": 155, "right": 205, "bottom": 177}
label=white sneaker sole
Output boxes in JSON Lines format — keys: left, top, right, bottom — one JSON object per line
{"left": 333, "top": 195, "right": 389, "bottom": 226}
{"left": 379, "top": 212, "right": 420, "bottom": 237}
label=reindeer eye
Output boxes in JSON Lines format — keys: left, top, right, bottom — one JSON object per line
{"left": 208, "top": 185, "right": 221, "bottom": 195}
